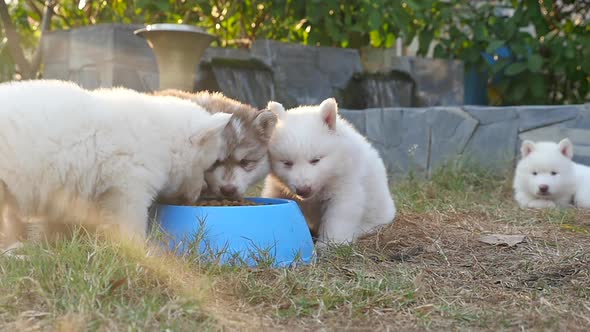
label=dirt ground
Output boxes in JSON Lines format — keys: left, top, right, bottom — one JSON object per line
{"left": 1, "top": 171, "right": 589, "bottom": 331}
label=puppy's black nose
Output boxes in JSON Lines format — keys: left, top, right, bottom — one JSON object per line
{"left": 539, "top": 184, "right": 549, "bottom": 193}
{"left": 220, "top": 185, "right": 237, "bottom": 197}
{"left": 295, "top": 186, "right": 312, "bottom": 198}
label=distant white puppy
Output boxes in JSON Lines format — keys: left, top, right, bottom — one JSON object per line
{"left": 262, "top": 98, "right": 396, "bottom": 245}
{"left": 0, "top": 80, "right": 231, "bottom": 248}
{"left": 513, "top": 138, "right": 590, "bottom": 209}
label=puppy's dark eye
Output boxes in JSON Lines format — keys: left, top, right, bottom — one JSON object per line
{"left": 310, "top": 158, "right": 321, "bottom": 165}
{"left": 212, "top": 159, "right": 223, "bottom": 167}
{"left": 239, "top": 159, "right": 254, "bottom": 168}
{"left": 532, "top": 172, "right": 538, "bottom": 176}
{"left": 551, "top": 171, "right": 558, "bottom": 176}
{"left": 282, "top": 160, "right": 294, "bottom": 168}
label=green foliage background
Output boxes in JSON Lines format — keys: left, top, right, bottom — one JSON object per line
{"left": 0, "top": 0, "right": 588, "bottom": 105}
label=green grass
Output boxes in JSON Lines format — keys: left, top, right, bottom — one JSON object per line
{"left": 0, "top": 232, "right": 215, "bottom": 331}
{"left": 2, "top": 167, "right": 590, "bottom": 331}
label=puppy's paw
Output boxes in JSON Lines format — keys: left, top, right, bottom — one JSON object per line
{"left": 527, "top": 199, "right": 557, "bottom": 209}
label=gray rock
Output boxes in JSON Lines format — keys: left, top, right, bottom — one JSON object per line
{"left": 341, "top": 72, "right": 414, "bottom": 109}
{"left": 112, "top": 24, "right": 157, "bottom": 71}
{"left": 387, "top": 56, "right": 464, "bottom": 106}
{"left": 42, "top": 63, "right": 69, "bottom": 80}
{"left": 210, "top": 60, "right": 275, "bottom": 109}
{"left": 43, "top": 24, "right": 156, "bottom": 90}
{"left": 572, "top": 144, "right": 590, "bottom": 166}
{"left": 138, "top": 70, "right": 159, "bottom": 91}
{"left": 41, "top": 30, "right": 70, "bottom": 64}
{"left": 568, "top": 108, "right": 590, "bottom": 129}
{"left": 517, "top": 105, "right": 580, "bottom": 132}
{"left": 519, "top": 125, "right": 567, "bottom": 143}
{"left": 561, "top": 128, "right": 590, "bottom": 166}
{"left": 340, "top": 109, "right": 367, "bottom": 135}
{"left": 464, "top": 106, "right": 517, "bottom": 124}
{"left": 428, "top": 107, "right": 478, "bottom": 172}
{"left": 112, "top": 64, "right": 144, "bottom": 91}
{"left": 201, "top": 47, "right": 253, "bottom": 64}
{"left": 364, "top": 108, "right": 403, "bottom": 147}
{"left": 69, "top": 66, "right": 101, "bottom": 89}
{"left": 464, "top": 120, "right": 519, "bottom": 170}
{"left": 395, "top": 109, "right": 430, "bottom": 174}
{"left": 251, "top": 39, "right": 362, "bottom": 108}
{"left": 68, "top": 24, "right": 115, "bottom": 70}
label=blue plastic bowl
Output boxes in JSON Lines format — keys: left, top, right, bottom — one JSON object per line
{"left": 153, "top": 197, "right": 315, "bottom": 267}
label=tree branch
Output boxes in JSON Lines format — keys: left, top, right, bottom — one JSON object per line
{"left": 26, "top": 0, "right": 43, "bottom": 19}
{"left": 47, "top": 1, "right": 72, "bottom": 28}
{"left": 30, "top": 1, "right": 55, "bottom": 77}
{"left": 0, "top": 0, "right": 33, "bottom": 77}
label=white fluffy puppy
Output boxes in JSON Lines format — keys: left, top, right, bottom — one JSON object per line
{"left": 262, "top": 98, "right": 396, "bottom": 245}
{"left": 513, "top": 138, "right": 590, "bottom": 209}
{"left": 0, "top": 80, "right": 231, "bottom": 248}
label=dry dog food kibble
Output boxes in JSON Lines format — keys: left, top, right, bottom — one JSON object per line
{"left": 193, "top": 199, "right": 262, "bottom": 206}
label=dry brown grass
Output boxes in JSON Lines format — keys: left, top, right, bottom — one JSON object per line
{"left": 1, "top": 168, "right": 589, "bottom": 331}
{"left": 210, "top": 170, "right": 590, "bottom": 331}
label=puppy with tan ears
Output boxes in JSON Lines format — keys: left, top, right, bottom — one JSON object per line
{"left": 154, "top": 90, "right": 277, "bottom": 199}
{"left": 262, "top": 98, "right": 396, "bottom": 245}
{"left": 513, "top": 138, "right": 590, "bottom": 209}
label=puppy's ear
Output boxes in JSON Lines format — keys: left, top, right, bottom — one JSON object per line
{"left": 253, "top": 110, "right": 278, "bottom": 142}
{"left": 520, "top": 140, "right": 535, "bottom": 158}
{"left": 189, "top": 113, "right": 232, "bottom": 147}
{"left": 558, "top": 138, "right": 574, "bottom": 159}
{"left": 267, "top": 101, "right": 287, "bottom": 119}
{"left": 319, "top": 98, "right": 338, "bottom": 130}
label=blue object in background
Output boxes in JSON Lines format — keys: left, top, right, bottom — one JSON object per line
{"left": 463, "top": 46, "right": 513, "bottom": 105}
{"left": 482, "top": 46, "right": 512, "bottom": 65}
{"left": 154, "top": 197, "right": 315, "bottom": 267}
{"left": 464, "top": 67, "right": 489, "bottom": 105}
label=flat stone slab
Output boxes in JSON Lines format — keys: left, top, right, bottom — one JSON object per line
{"left": 464, "top": 106, "right": 518, "bottom": 124}
{"left": 517, "top": 105, "right": 580, "bottom": 132}
{"left": 251, "top": 39, "right": 363, "bottom": 108}
{"left": 340, "top": 109, "right": 367, "bottom": 134}
{"left": 428, "top": 107, "right": 478, "bottom": 172}
{"left": 464, "top": 120, "right": 519, "bottom": 170}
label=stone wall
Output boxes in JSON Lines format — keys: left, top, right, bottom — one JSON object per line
{"left": 40, "top": 24, "right": 590, "bottom": 175}
{"left": 41, "top": 24, "right": 463, "bottom": 109}
{"left": 340, "top": 104, "right": 590, "bottom": 176}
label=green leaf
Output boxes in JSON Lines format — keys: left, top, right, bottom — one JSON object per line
{"left": 530, "top": 75, "right": 546, "bottom": 98}
{"left": 384, "top": 33, "right": 396, "bottom": 48}
{"left": 405, "top": 0, "right": 423, "bottom": 10}
{"left": 565, "top": 47, "right": 576, "bottom": 59}
{"left": 154, "top": 0, "right": 170, "bottom": 12}
{"left": 474, "top": 24, "right": 488, "bottom": 41}
{"left": 486, "top": 40, "right": 504, "bottom": 54}
{"left": 368, "top": 10, "right": 382, "bottom": 31}
{"left": 463, "top": 48, "right": 480, "bottom": 63}
{"left": 433, "top": 44, "right": 446, "bottom": 58}
{"left": 504, "top": 62, "right": 528, "bottom": 76}
{"left": 527, "top": 54, "right": 543, "bottom": 72}
{"left": 580, "top": 78, "right": 589, "bottom": 99}
{"left": 418, "top": 29, "right": 434, "bottom": 56}
{"left": 510, "top": 82, "right": 528, "bottom": 103}
{"left": 369, "top": 30, "right": 383, "bottom": 47}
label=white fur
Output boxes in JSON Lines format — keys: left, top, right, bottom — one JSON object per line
{"left": 262, "top": 98, "right": 396, "bottom": 245}
{"left": 0, "top": 80, "right": 231, "bottom": 245}
{"left": 513, "top": 138, "right": 590, "bottom": 209}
